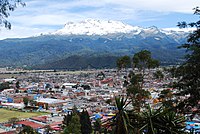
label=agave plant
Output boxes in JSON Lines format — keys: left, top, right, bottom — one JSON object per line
{"left": 114, "top": 97, "right": 133, "bottom": 134}
{"left": 139, "top": 105, "right": 164, "bottom": 134}
{"left": 156, "top": 110, "right": 186, "bottom": 134}
{"left": 139, "top": 105, "right": 185, "bottom": 134}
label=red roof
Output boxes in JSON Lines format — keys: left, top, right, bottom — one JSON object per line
{"left": 3, "top": 123, "right": 12, "bottom": 127}
{"left": 17, "top": 120, "right": 44, "bottom": 129}
{"left": 0, "top": 131, "right": 16, "bottom": 134}
{"left": 101, "top": 78, "right": 113, "bottom": 84}
{"left": 19, "top": 88, "right": 28, "bottom": 91}
{"left": 50, "top": 121, "right": 62, "bottom": 127}
{"left": 50, "top": 121, "right": 62, "bottom": 131}
{"left": 30, "top": 116, "right": 47, "bottom": 123}
{"left": 51, "top": 126, "right": 61, "bottom": 131}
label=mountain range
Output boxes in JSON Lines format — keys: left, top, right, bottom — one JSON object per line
{"left": 0, "top": 19, "right": 190, "bottom": 69}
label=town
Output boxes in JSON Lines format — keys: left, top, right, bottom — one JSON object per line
{"left": 0, "top": 0, "right": 200, "bottom": 134}
{"left": 0, "top": 65, "right": 197, "bottom": 133}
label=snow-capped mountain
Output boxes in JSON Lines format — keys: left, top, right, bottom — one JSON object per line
{"left": 0, "top": 19, "right": 193, "bottom": 68}
{"left": 53, "top": 19, "right": 142, "bottom": 35}
{"left": 52, "top": 19, "right": 191, "bottom": 37}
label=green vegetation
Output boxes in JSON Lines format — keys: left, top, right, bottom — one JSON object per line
{"left": 35, "top": 55, "right": 119, "bottom": 70}
{"left": 105, "top": 96, "right": 185, "bottom": 134}
{"left": 0, "top": 0, "right": 25, "bottom": 29}
{"left": 114, "top": 97, "right": 132, "bottom": 134}
{"left": 153, "top": 70, "right": 164, "bottom": 80}
{"left": 23, "top": 97, "right": 29, "bottom": 107}
{"left": 63, "top": 108, "right": 92, "bottom": 134}
{"left": 16, "top": 81, "right": 20, "bottom": 89}
{"left": 132, "top": 50, "right": 159, "bottom": 72}
{"left": 138, "top": 105, "right": 185, "bottom": 134}
{"left": 112, "top": 49, "right": 186, "bottom": 133}
{"left": 0, "top": 34, "right": 184, "bottom": 68}
{"left": 0, "top": 82, "right": 10, "bottom": 91}
{"left": 93, "top": 118, "right": 102, "bottom": 134}
{"left": 0, "top": 108, "right": 48, "bottom": 123}
{"left": 116, "top": 55, "right": 131, "bottom": 70}
{"left": 80, "top": 110, "right": 92, "bottom": 134}
{"left": 121, "top": 50, "right": 159, "bottom": 111}
{"left": 19, "top": 126, "right": 38, "bottom": 134}
{"left": 173, "top": 7, "right": 200, "bottom": 113}
{"left": 63, "top": 113, "right": 81, "bottom": 134}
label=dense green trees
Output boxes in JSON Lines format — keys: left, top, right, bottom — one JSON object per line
{"left": 158, "top": 89, "right": 175, "bottom": 109}
{"left": 23, "top": 97, "right": 29, "bottom": 107}
{"left": 153, "top": 70, "right": 164, "bottom": 80}
{"left": 63, "top": 109, "right": 92, "bottom": 134}
{"left": 19, "top": 126, "right": 38, "bottom": 134}
{"left": 0, "top": 0, "right": 25, "bottom": 29}
{"left": 116, "top": 50, "right": 159, "bottom": 71}
{"left": 174, "top": 7, "right": 200, "bottom": 113}
{"left": 63, "top": 114, "right": 72, "bottom": 127}
{"left": 132, "top": 50, "right": 159, "bottom": 73}
{"left": 114, "top": 50, "right": 187, "bottom": 133}
{"left": 116, "top": 55, "right": 131, "bottom": 70}
{"left": 80, "top": 110, "right": 92, "bottom": 134}
{"left": 124, "top": 50, "right": 159, "bottom": 111}
{"left": 93, "top": 118, "right": 102, "bottom": 134}
{"left": 63, "top": 113, "right": 81, "bottom": 134}
{"left": 0, "top": 82, "right": 10, "bottom": 91}
{"left": 127, "top": 73, "right": 150, "bottom": 112}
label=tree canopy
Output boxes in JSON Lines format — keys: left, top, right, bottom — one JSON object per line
{"left": 126, "top": 50, "right": 159, "bottom": 111}
{"left": 116, "top": 55, "right": 131, "bottom": 70}
{"left": 175, "top": 7, "right": 200, "bottom": 112}
{"left": 80, "top": 110, "right": 92, "bottom": 134}
{"left": 0, "top": 0, "right": 25, "bottom": 29}
{"left": 132, "top": 50, "right": 159, "bottom": 71}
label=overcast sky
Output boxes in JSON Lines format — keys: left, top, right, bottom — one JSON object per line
{"left": 0, "top": 0, "right": 199, "bottom": 39}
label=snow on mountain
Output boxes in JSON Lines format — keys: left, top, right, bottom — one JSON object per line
{"left": 52, "top": 19, "right": 142, "bottom": 35}
{"left": 51, "top": 19, "right": 192, "bottom": 41}
{"left": 161, "top": 27, "right": 194, "bottom": 34}
{"left": 161, "top": 28, "right": 194, "bottom": 42}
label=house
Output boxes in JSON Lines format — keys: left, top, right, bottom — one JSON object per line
{"left": 62, "top": 83, "right": 76, "bottom": 88}
{"left": 3, "top": 79, "right": 16, "bottom": 83}
{"left": 36, "top": 98, "right": 67, "bottom": 108}
{"left": 1, "top": 89, "right": 15, "bottom": 95}
{"left": 16, "top": 120, "right": 44, "bottom": 129}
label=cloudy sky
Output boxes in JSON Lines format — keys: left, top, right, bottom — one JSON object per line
{"left": 0, "top": 0, "right": 199, "bottom": 39}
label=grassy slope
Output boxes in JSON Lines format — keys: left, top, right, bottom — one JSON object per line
{"left": 0, "top": 108, "right": 48, "bottom": 123}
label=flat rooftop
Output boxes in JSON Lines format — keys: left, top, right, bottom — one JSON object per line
{"left": 36, "top": 98, "right": 67, "bottom": 104}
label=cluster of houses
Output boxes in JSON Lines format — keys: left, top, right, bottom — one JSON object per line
{"left": 0, "top": 68, "right": 198, "bottom": 133}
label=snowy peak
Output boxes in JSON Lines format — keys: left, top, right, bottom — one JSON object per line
{"left": 53, "top": 19, "right": 141, "bottom": 35}
{"left": 51, "top": 19, "right": 193, "bottom": 37}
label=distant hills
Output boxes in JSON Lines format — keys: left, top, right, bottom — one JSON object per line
{"left": 0, "top": 19, "right": 190, "bottom": 69}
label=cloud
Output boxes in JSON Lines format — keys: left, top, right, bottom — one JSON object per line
{"left": 0, "top": 0, "right": 199, "bottom": 39}
{"left": 0, "top": 25, "right": 55, "bottom": 40}
{"left": 105, "top": 0, "right": 199, "bottom": 13}
{"left": 10, "top": 0, "right": 199, "bottom": 26}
